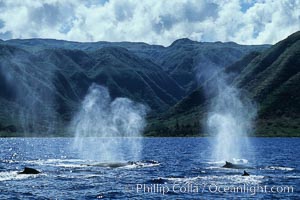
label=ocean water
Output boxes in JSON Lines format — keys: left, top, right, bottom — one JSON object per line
{"left": 0, "top": 137, "right": 299, "bottom": 199}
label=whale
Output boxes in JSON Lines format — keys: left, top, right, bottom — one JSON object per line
{"left": 86, "top": 160, "right": 159, "bottom": 168}
{"left": 149, "top": 177, "right": 166, "bottom": 184}
{"left": 222, "top": 161, "right": 253, "bottom": 169}
{"left": 242, "top": 170, "right": 250, "bottom": 176}
{"left": 88, "top": 162, "right": 131, "bottom": 168}
{"left": 18, "top": 167, "right": 40, "bottom": 174}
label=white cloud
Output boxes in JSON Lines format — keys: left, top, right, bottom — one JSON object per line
{"left": 0, "top": 0, "right": 299, "bottom": 45}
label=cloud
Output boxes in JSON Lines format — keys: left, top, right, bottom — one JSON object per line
{"left": 0, "top": 0, "right": 299, "bottom": 45}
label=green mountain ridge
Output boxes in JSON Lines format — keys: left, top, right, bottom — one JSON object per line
{"left": 146, "top": 31, "right": 300, "bottom": 137}
{"left": 2, "top": 33, "right": 297, "bottom": 137}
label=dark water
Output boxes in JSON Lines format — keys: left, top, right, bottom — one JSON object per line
{"left": 0, "top": 137, "right": 299, "bottom": 199}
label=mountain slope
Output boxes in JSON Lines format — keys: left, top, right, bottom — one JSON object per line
{"left": 0, "top": 44, "right": 62, "bottom": 135}
{"left": 147, "top": 31, "right": 300, "bottom": 136}
{"left": 87, "top": 47, "right": 186, "bottom": 111}
{"left": 137, "top": 39, "right": 269, "bottom": 92}
{"left": 2, "top": 38, "right": 268, "bottom": 93}
{"left": 0, "top": 43, "right": 186, "bottom": 135}
{"left": 1, "top": 35, "right": 291, "bottom": 136}
{"left": 235, "top": 32, "right": 300, "bottom": 115}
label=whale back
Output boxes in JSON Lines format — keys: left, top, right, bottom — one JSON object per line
{"left": 18, "top": 167, "right": 40, "bottom": 174}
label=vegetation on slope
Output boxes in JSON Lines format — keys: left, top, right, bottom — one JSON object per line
{"left": 146, "top": 31, "right": 300, "bottom": 137}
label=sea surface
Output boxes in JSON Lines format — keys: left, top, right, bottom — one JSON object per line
{"left": 0, "top": 137, "right": 299, "bottom": 199}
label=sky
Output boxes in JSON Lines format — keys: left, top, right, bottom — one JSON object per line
{"left": 0, "top": 0, "right": 299, "bottom": 46}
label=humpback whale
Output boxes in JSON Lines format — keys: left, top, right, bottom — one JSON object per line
{"left": 150, "top": 177, "right": 166, "bottom": 184}
{"left": 222, "top": 161, "right": 253, "bottom": 169}
{"left": 88, "top": 162, "right": 131, "bottom": 168}
{"left": 242, "top": 170, "right": 250, "bottom": 176}
{"left": 18, "top": 167, "right": 40, "bottom": 174}
{"left": 87, "top": 160, "right": 159, "bottom": 168}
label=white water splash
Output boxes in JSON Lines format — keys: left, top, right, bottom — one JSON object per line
{"left": 70, "top": 84, "right": 148, "bottom": 162}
